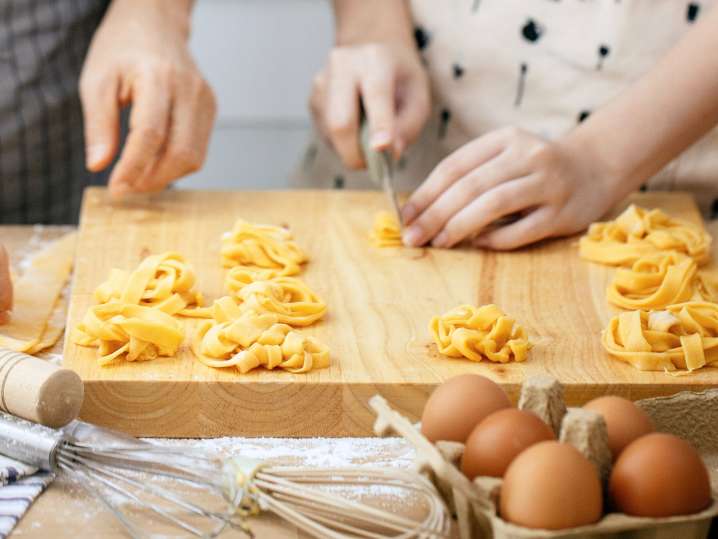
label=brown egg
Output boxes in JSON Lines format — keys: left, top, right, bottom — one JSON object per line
{"left": 461, "top": 408, "right": 554, "bottom": 479}
{"left": 610, "top": 433, "right": 711, "bottom": 517}
{"left": 584, "top": 396, "right": 653, "bottom": 459}
{"left": 421, "top": 374, "right": 511, "bottom": 443}
{"left": 500, "top": 441, "right": 603, "bottom": 530}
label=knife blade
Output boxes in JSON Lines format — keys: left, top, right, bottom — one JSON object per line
{"left": 359, "top": 118, "right": 403, "bottom": 227}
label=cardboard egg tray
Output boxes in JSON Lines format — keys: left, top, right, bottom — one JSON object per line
{"left": 369, "top": 375, "right": 718, "bottom": 539}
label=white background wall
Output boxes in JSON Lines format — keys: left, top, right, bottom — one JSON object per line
{"left": 178, "top": 0, "right": 334, "bottom": 190}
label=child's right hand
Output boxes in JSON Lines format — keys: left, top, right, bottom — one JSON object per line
{"left": 0, "top": 245, "right": 11, "bottom": 324}
{"left": 309, "top": 41, "right": 431, "bottom": 169}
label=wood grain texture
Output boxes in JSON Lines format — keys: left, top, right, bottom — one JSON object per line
{"left": 63, "top": 188, "right": 718, "bottom": 437}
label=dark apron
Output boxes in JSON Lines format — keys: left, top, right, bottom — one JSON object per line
{"left": 0, "top": 0, "right": 109, "bottom": 224}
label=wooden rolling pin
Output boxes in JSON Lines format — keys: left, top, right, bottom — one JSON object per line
{"left": 0, "top": 348, "right": 83, "bottom": 428}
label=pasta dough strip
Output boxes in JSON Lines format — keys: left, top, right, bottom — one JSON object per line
{"left": 369, "top": 212, "right": 403, "bottom": 248}
{"left": 429, "top": 304, "right": 530, "bottom": 364}
{"left": 0, "top": 233, "right": 76, "bottom": 354}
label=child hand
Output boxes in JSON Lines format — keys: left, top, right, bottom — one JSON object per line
{"left": 401, "top": 127, "right": 619, "bottom": 250}
{"left": 310, "top": 42, "right": 431, "bottom": 169}
{"left": 0, "top": 245, "right": 12, "bottom": 324}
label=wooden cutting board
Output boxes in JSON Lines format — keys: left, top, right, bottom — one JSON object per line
{"left": 63, "top": 187, "right": 718, "bottom": 437}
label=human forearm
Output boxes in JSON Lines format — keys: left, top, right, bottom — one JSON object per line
{"left": 333, "top": 0, "right": 414, "bottom": 46}
{"left": 566, "top": 6, "right": 718, "bottom": 202}
{"left": 105, "top": 0, "right": 195, "bottom": 40}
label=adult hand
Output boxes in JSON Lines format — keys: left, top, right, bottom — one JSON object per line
{"left": 0, "top": 245, "right": 12, "bottom": 325}
{"left": 310, "top": 41, "right": 431, "bottom": 169}
{"left": 402, "top": 127, "right": 621, "bottom": 250}
{"left": 80, "top": 0, "right": 216, "bottom": 198}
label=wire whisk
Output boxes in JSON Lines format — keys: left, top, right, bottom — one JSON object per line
{"left": 0, "top": 412, "right": 449, "bottom": 538}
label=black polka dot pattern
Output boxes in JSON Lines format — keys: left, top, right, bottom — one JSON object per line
{"left": 687, "top": 3, "right": 700, "bottom": 22}
{"left": 515, "top": 63, "right": 528, "bottom": 107}
{"left": 578, "top": 110, "right": 591, "bottom": 123}
{"left": 521, "top": 19, "right": 544, "bottom": 43}
{"left": 439, "top": 108, "right": 451, "bottom": 139}
{"left": 452, "top": 63, "right": 465, "bottom": 79}
{"left": 414, "top": 26, "right": 431, "bottom": 51}
{"left": 596, "top": 44, "right": 611, "bottom": 70}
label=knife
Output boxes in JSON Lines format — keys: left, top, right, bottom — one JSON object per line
{"left": 359, "top": 117, "right": 403, "bottom": 227}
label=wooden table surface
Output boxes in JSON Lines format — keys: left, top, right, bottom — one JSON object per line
{"left": 5, "top": 199, "right": 718, "bottom": 537}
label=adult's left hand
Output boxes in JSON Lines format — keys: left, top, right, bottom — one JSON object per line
{"left": 80, "top": 0, "right": 216, "bottom": 198}
{"left": 401, "top": 127, "right": 619, "bottom": 250}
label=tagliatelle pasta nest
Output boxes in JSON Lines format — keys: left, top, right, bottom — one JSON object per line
{"left": 602, "top": 302, "right": 718, "bottom": 372}
{"left": 191, "top": 298, "right": 329, "bottom": 374}
{"left": 93, "top": 251, "right": 204, "bottom": 315}
{"left": 369, "top": 211, "right": 403, "bottom": 248}
{"left": 233, "top": 277, "right": 326, "bottom": 327}
{"left": 607, "top": 252, "right": 704, "bottom": 310}
{"left": 74, "top": 252, "right": 207, "bottom": 364}
{"left": 429, "top": 304, "right": 530, "bottom": 363}
{"left": 224, "top": 267, "right": 326, "bottom": 326}
{"left": 74, "top": 303, "right": 184, "bottom": 366}
{"left": 579, "top": 205, "right": 711, "bottom": 267}
{"left": 220, "top": 219, "right": 307, "bottom": 275}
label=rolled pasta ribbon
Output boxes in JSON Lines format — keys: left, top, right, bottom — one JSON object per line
{"left": 234, "top": 277, "right": 326, "bottom": 327}
{"left": 430, "top": 304, "right": 530, "bottom": 363}
{"left": 579, "top": 205, "right": 711, "bottom": 266}
{"left": 74, "top": 302, "right": 184, "bottom": 366}
{"left": 225, "top": 266, "right": 283, "bottom": 295}
{"left": 696, "top": 270, "right": 718, "bottom": 302}
{"left": 369, "top": 212, "right": 402, "bottom": 247}
{"left": 602, "top": 302, "right": 718, "bottom": 372}
{"left": 606, "top": 252, "right": 698, "bottom": 310}
{"left": 93, "top": 252, "right": 203, "bottom": 316}
{"left": 220, "top": 219, "right": 307, "bottom": 275}
{"left": 192, "top": 312, "right": 330, "bottom": 374}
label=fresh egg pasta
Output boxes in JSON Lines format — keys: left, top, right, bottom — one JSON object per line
{"left": 430, "top": 304, "right": 530, "bottom": 363}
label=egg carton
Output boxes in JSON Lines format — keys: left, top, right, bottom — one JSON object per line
{"left": 369, "top": 375, "right": 718, "bottom": 539}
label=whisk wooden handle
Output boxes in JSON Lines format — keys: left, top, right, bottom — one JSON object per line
{"left": 0, "top": 348, "right": 84, "bottom": 428}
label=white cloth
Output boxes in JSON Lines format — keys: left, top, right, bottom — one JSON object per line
{"left": 0, "top": 455, "right": 52, "bottom": 538}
